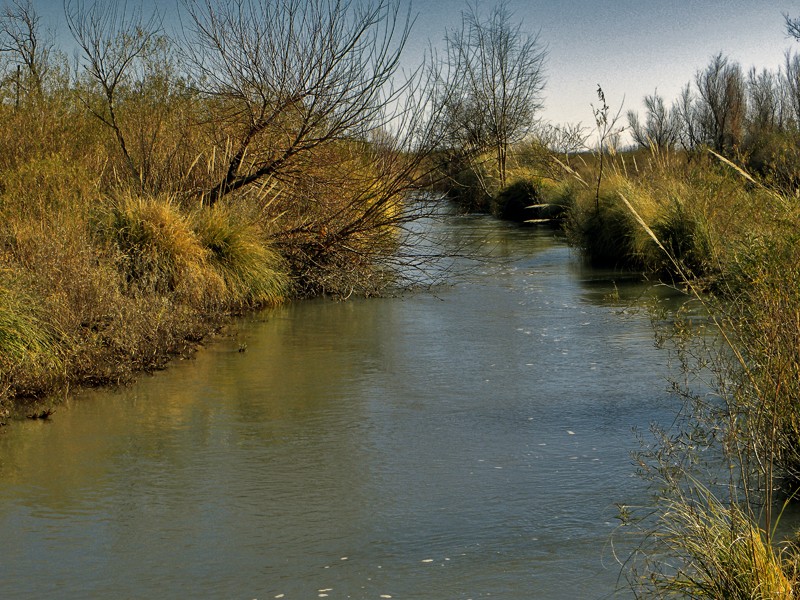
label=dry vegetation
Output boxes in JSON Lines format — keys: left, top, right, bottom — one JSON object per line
{"left": 435, "top": 29, "right": 800, "bottom": 597}
{"left": 0, "top": 0, "right": 445, "bottom": 419}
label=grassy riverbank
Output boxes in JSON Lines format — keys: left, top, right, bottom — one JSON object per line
{"left": 445, "top": 139, "right": 800, "bottom": 595}
{"left": 0, "top": 95, "right": 419, "bottom": 421}
{"left": 0, "top": 0, "right": 431, "bottom": 422}
{"left": 561, "top": 150, "right": 800, "bottom": 596}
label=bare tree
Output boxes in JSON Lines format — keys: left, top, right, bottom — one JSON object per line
{"left": 531, "top": 121, "right": 588, "bottom": 172}
{"left": 673, "top": 82, "right": 701, "bottom": 151}
{"left": 786, "top": 12, "right": 800, "bottom": 42}
{"left": 437, "top": 1, "right": 547, "bottom": 189}
{"left": 65, "top": 0, "right": 162, "bottom": 184}
{"left": 782, "top": 50, "right": 800, "bottom": 128}
{"left": 627, "top": 91, "right": 679, "bottom": 150}
{"left": 694, "top": 53, "right": 746, "bottom": 153}
{"left": 181, "top": 0, "right": 413, "bottom": 205}
{"left": 0, "top": 0, "right": 52, "bottom": 100}
{"left": 747, "top": 67, "right": 781, "bottom": 135}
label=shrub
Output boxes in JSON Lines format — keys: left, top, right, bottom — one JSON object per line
{"left": 565, "top": 175, "right": 642, "bottom": 268}
{"left": 493, "top": 178, "right": 573, "bottom": 224}
{"left": 492, "top": 179, "right": 539, "bottom": 222}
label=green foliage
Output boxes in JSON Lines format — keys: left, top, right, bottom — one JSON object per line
{"left": 724, "top": 230, "right": 800, "bottom": 483}
{"left": 492, "top": 178, "right": 569, "bottom": 225}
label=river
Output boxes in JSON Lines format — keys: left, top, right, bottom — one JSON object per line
{"left": 0, "top": 210, "right": 685, "bottom": 599}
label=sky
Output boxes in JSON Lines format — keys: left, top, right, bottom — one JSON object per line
{"left": 31, "top": 0, "right": 800, "bottom": 133}
{"left": 404, "top": 0, "right": 798, "bottom": 132}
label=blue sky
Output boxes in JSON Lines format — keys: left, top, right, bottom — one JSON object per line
{"left": 406, "top": 0, "right": 797, "bottom": 130}
{"left": 33, "top": 0, "right": 800, "bottom": 130}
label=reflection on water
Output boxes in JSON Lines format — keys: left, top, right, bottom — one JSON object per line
{"left": 0, "top": 214, "right": 686, "bottom": 599}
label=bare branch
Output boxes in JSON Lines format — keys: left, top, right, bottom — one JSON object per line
{"left": 0, "top": 0, "right": 52, "bottom": 99}
{"left": 65, "top": 0, "right": 162, "bottom": 183}
{"left": 180, "top": 0, "right": 413, "bottom": 205}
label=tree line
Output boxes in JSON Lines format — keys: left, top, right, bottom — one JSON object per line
{"left": 626, "top": 17, "right": 800, "bottom": 187}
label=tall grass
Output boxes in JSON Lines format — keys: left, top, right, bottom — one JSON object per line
{"left": 92, "top": 193, "right": 212, "bottom": 298}
{"left": 0, "top": 280, "right": 62, "bottom": 392}
{"left": 562, "top": 150, "right": 782, "bottom": 282}
{"left": 615, "top": 151, "right": 800, "bottom": 598}
{"left": 192, "top": 205, "right": 290, "bottom": 308}
{"left": 639, "top": 487, "right": 797, "bottom": 599}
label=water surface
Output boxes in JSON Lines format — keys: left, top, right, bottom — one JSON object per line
{"left": 0, "top": 214, "right": 684, "bottom": 599}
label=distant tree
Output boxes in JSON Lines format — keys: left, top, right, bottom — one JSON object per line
{"left": 747, "top": 67, "right": 782, "bottom": 135}
{"left": 534, "top": 121, "right": 588, "bottom": 160}
{"left": 627, "top": 91, "right": 679, "bottom": 150}
{"left": 0, "top": 0, "right": 52, "bottom": 100}
{"left": 782, "top": 51, "right": 800, "bottom": 127}
{"left": 694, "top": 53, "right": 746, "bottom": 153}
{"left": 437, "top": 1, "right": 547, "bottom": 189}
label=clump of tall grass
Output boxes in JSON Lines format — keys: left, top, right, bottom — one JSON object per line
{"left": 0, "top": 279, "right": 62, "bottom": 392}
{"left": 563, "top": 150, "right": 779, "bottom": 281}
{"left": 565, "top": 173, "right": 643, "bottom": 268}
{"left": 192, "top": 205, "right": 290, "bottom": 308}
{"left": 491, "top": 179, "right": 539, "bottom": 221}
{"left": 92, "top": 193, "right": 211, "bottom": 299}
{"left": 92, "top": 193, "right": 290, "bottom": 310}
{"left": 638, "top": 487, "right": 797, "bottom": 599}
{"left": 538, "top": 178, "right": 578, "bottom": 216}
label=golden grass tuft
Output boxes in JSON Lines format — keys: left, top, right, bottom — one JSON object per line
{"left": 92, "top": 193, "right": 226, "bottom": 307}
{"left": 649, "top": 489, "right": 796, "bottom": 599}
{"left": 192, "top": 205, "right": 290, "bottom": 308}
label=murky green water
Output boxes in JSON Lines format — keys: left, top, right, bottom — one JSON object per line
{"left": 0, "top": 213, "right": 685, "bottom": 599}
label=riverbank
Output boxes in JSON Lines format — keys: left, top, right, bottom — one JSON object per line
{"left": 0, "top": 149, "right": 421, "bottom": 424}
{"left": 561, "top": 150, "right": 800, "bottom": 595}
{"left": 0, "top": 112, "right": 417, "bottom": 425}
{"left": 444, "top": 141, "right": 800, "bottom": 594}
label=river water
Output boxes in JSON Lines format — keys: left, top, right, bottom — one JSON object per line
{"left": 0, "top": 211, "right": 685, "bottom": 599}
